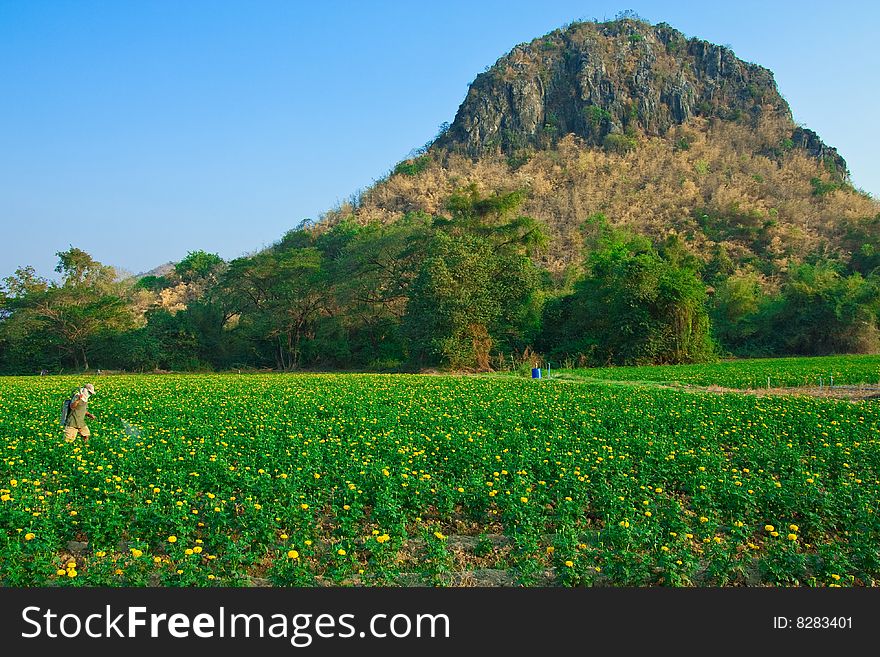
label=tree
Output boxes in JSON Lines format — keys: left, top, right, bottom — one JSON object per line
{"left": 541, "top": 231, "right": 714, "bottom": 365}
{"left": 766, "top": 263, "right": 880, "bottom": 354}
{"left": 220, "top": 247, "right": 331, "bottom": 370}
{"left": 0, "top": 249, "right": 134, "bottom": 371}
{"left": 174, "top": 250, "right": 225, "bottom": 283}
{"left": 0, "top": 268, "right": 53, "bottom": 372}
{"left": 709, "top": 272, "right": 765, "bottom": 354}
{"left": 403, "top": 232, "right": 541, "bottom": 370}
{"left": 330, "top": 215, "right": 432, "bottom": 368}
{"left": 438, "top": 185, "right": 548, "bottom": 256}
{"left": 3, "top": 266, "right": 49, "bottom": 299}
{"left": 55, "top": 247, "right": 116, "bottom": 290}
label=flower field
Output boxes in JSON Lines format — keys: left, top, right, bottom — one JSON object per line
{"left": 566, "top": 354, "right": 880, "bottom": 389}
{"left": 2, "top": 373, "right": 879, "bottom": 587}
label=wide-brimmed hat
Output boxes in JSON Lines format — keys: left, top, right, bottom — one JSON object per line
{"left": 84, "top": 383, "right": 95, "bottom": 395}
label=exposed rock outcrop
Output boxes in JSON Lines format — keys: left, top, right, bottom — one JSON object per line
{"left": 434, "top": 19, "right": 847, "bottom": 177}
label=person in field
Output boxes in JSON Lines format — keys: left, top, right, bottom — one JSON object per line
{"left": 63, "top": 383, "right": 96, "bottom": 444}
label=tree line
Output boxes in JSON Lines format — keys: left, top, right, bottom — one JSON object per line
{"left": 3, "top": 189, "right": 879, "bottom": 374}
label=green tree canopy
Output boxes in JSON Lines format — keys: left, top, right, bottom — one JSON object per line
{"left": 541, "top": 231, "right": 714, "bottom": 365}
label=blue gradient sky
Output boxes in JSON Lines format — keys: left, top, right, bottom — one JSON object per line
{"left": 2, "top": 0, "right": 878, "bottom": 282}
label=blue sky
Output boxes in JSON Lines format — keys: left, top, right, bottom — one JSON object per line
{"left": 2, "top": 0, "right": 878, "bottom": 282}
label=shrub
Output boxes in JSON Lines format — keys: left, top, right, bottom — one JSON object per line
{"left": 602, "top": 133, "right": 637, "bottom": 154}
{"left": 810, "top": 177, "right": 839, "bottom": 197}
{"left": 393, "top": 155, "right": 430, "bottom": 177}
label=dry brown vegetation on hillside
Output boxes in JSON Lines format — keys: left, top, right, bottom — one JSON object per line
{"left": 321, "top": 113, "right": 877, "bottom": 280}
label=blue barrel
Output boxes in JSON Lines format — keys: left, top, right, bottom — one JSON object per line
{"left": 531, "top": 368, "right": 542, "bottom": 379}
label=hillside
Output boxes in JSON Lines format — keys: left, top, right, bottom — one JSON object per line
{"left": 6, "top": 17, "right": 880, "bottom": 374}
{"left": 320, "top": 18, "right": 877, "bottom": 278}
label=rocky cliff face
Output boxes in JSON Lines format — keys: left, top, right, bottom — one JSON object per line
{"left": 434, "top": 19, "right": 846, "bottom": 175}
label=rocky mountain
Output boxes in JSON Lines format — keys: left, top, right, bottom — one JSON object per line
{"left": 434, "top": 19, "right": 846, "bottom": 175}
{"left": 318, "top": 17, "right": 876, "bottom": 278}
{"left": 133, "top": 262, "right": 175, "bottom": 280}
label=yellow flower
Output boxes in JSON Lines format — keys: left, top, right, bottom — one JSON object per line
{"left": 831, "top": 574, "right": 841, "bottom": 581}
{"left": 787, "top": 534, "right": 798, "bottom": 541}
{"left": 56, "top": 569, "right": 66, "bottom": 576}
{"left": 520, "top": 496, "right": 528, "bottom": 503}
{"left": 644, "top": 511, "right": 652, "bottom": 517}
{"left": 185, "top": 548, "right": 194, "bottom": 555}
{"left": 154, "top": 556, "right": 162, "bottom": 563}
{"left": 546, "top": 546, "right": 555, "bottom": 554}
{"left": 764, "top": 525, "right": 775, "bottom": 532}
{"left": 168, "top": 535, "right": 177, "bottom": 543}
{"left": 433, "top": 531, "right": 446, "bottom": 540}
{"left": 193, "top": 546, "right": 202, "bottom": 554}
{"left": 699, "top": 517, "right": 708, "bottom": 523}
{"left": 67, "top": 570, "right": 77, "bottom": 578}
{"left": 789, "top": 524, "right": 799, "bottom": 532}
{"left": 300, "top": 504, "right": 309, "bottom": 510}
{"left": 287, "top": 549, "right": 300, "bottom": 559}
{"left": 770, "top": 531, "right": 779, "bottom": 537}
{"left": 24, "top": 533, "right": 35, "bottom": 540}
{"left": 337, "top": 549, "right": 346, "bottom": 556}
{"left": 564, "top": 560, "right": 574, "bottom": 567}
{"left": 95, "top": 551, "right": 106, "bottom": 557}
{"left": 130, "top": 548, "right": 143, "bottom": 558}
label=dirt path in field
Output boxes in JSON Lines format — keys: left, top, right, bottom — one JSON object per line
{"left": 541, "top": 373, "right": 880, "bottom": 401}
{"left": 697, "top": 384, "right": 880, "bottom": 401}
